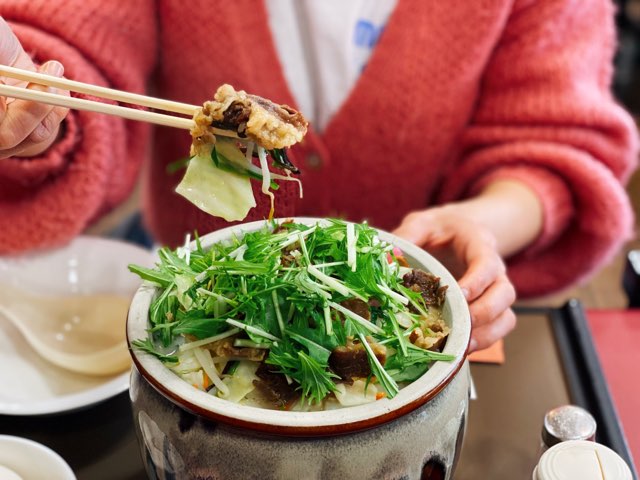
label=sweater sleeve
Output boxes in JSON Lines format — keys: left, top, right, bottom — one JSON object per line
{"left": 0, "top": 1, "right": 157, "bottom": 253}
{"left": 439, "top": 0, "right": 639, "bottom": 298}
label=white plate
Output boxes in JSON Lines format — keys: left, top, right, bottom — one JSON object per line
{"left": 0, "top": 236, "right": 154, "bottom": 416}
{"left": 0, "top": 435, "right": 76, "bottom": 479}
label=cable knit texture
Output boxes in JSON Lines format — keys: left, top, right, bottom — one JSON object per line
{"left": 0, "top": 0, "right": 637, "bottom": 298}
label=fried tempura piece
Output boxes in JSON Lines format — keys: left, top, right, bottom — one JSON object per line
{"left": 191, "top": 84, "right": 307, "bottom": 156}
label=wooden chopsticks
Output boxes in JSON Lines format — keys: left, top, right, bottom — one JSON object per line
{"left": 0, "top": 65, "right": 235, "bottom": 136}
{"left": 0, "top": 82, "right": 195, "bottom": 129}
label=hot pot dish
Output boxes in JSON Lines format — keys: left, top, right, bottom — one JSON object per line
{"left": 127, "top": 218, "right": 471, "bottom": 480}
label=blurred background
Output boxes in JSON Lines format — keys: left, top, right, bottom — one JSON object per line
{"left": 88, "top": 1, "right": 640, "bottom": 308}
{"left": 615, "top": 0, "right": 640, "bottom": 114}
{"left": 543, "top": 0, "right": 640, "bottom": 308}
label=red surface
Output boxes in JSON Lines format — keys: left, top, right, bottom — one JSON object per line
{"left": 586, "top": 309, "right": 640, "bottom": 469}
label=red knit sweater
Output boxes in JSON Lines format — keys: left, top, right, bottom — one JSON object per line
{"left": 0, "top": 0, "right": 637, "bottom": 298}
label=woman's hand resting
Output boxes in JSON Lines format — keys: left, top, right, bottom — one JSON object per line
{"left": 0, "top": 17, "right": 69, "bottom": 159}
{"left": 393, "top": 180, "right": 544, "bottom": 352}
{"left": 394, "top": 206, "right": 516, "bottom": 352}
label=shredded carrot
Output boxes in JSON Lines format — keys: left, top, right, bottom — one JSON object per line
{"left": 283, "top": 398, "right": 298, "bottom": 411}
{"left": 376, "top": 392, "right": 386, "bottom": 400}
{"left": 386, "top": 248, "right": 409, "bottom": 266}
{"left": 203, "top": 374, "right": 210, "bottom": 390}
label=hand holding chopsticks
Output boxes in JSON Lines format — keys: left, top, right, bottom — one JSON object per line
{"left": 0, "top": 19, "right": 71, "bottom": 159}
{"left": 0, "top": 64, "right": 237, "bottom": 137}
{"left": 0, "top": 64, "right": 198, "bottom": 130}
{"left": 0, "top": 60, "right": 72, "bottom": 159}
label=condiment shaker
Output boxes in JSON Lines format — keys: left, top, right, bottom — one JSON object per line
{"left": 540, "top": 405, "right": 597, "bottom": 455}
{"left": 533, "top": 440, "right": 633, "bottom": 480}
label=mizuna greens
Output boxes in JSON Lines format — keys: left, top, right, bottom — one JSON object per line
{"left": 129, "top": 220, "right": 454, "bottom": 410}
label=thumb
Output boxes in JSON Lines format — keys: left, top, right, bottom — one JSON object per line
{"left": 393, "top": 211, "right": 448, "bottom": 247}
{"left": 0, "top": 17, "right": 38, "bottom": 92}
{"left": 0, "top": 17, "right": 23, "bottom": 68}
{"left": 0, "top": 17, "right": 21, "bottom": 67}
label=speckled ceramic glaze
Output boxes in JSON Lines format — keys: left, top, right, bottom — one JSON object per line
{"left": 128, "top": 219, "right": 471, "bottom": 480}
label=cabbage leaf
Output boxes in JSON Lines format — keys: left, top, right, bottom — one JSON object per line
{"left": 175, "top": 153, "right": 256, "bottom": 221}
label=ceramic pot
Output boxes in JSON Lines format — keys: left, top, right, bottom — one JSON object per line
{"left": 127, "top": 219, "right": 471, "bottom": 480}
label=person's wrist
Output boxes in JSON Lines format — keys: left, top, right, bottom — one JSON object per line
{"left": 435, "top": 180, "right": 543, "bottom": 257}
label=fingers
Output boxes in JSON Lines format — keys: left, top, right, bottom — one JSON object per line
{"left": 0, "top": 18, "right": 37, "bottom": 86}
{"left": 456, "top": 230, "right": 504, "bottom": 302}
{"left": 28, "top": 105, "right": 68, "bottom": 143}
{"left": 470, "top": 308, "right": 516, "bottom": 352}
{"left": 396, "top": 209, "right": 508, "bottom": 302}
{"left": 29, "top": 62, "right": 69, "bottom": 145}
{"left": 459, "top": 236, "right": 515, "bottom": 352}
{"left": 468, "top": 274, "right": 516, "bottom": 328}
{"left": 392, "top": 210, "right": 448, "bottom": 247}
{"left": 0, "top": 61, "right": 67, "bottom": 157}
{"left": 394, "top": 207, "right": 518, "bottom": 354}
{"left": 0, "top": 20, "right": 68, "bottom": 159}
{"left": 0, "top": 91, "right": 54, "bottom": 150}
{"left": 6, "top": 120, "right": 66, "bottom": 159}
{"left": 0, "top": 18, "right": 22, "bottom": 67}
{"left": 0, "top": 105, "right": 68, "bottom": 158}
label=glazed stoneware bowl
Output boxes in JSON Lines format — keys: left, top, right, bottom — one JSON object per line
{"left": 127, "top": 218, "right": 471, "bottom": 480}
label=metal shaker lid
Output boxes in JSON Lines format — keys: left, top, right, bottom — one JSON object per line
{"left": 542, "top": 405, "right": 597, "bottom": 448}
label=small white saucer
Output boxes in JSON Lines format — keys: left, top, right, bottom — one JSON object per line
{"left": 0, "top": 435, "right": 75, "bottom": 479}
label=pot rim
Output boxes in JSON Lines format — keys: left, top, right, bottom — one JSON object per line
{"left": 127, "top": 218, "right": 471, "bottom": 436}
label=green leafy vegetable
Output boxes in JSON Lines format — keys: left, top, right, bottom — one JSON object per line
{"left": 267, "top": 342, "right": 338, "bottom": 405}
{"left": 129, "top": 220, "right": 453, "bottom": 406}
{"left": 132, "top": 338, "right": 178, "bottom": 363}
{"left": 175, "top": 151, "right": 256, "bottom": 222}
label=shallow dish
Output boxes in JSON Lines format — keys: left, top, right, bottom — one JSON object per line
{"left": 128, "top": 218, "right": 471, "bottom": 479}
{"left": 0, "top": 435, "right": 75, "bottom": 479}
{"left": 0, "top": 236, "right": 154, "bottom": 415}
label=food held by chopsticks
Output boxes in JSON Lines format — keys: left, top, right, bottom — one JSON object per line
{"left": 0, "top": 66, "right": 307, "bottom": 223}
{"left": 191, "top": 84, "right": 307, "bottom": 155}
{"left": 177, "top": 85, "right": 308, "bottom": 222}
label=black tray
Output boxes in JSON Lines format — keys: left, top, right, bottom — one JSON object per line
{"left": 457, "top": 302, "right": 637, "bottom": 480}
{"left": 545, "top": 300, "right": 638, "bottom": 479}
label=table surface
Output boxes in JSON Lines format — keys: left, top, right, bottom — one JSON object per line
{"left": 456, "top": 311, "right": 572, "bottom": 479}
{"left": 0, "top": 310, "right": 633, "bottom": 479}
